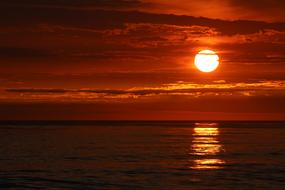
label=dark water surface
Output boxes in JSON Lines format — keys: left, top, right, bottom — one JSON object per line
{"left": 0, "top": 121, "right": 284, "bottom": 189}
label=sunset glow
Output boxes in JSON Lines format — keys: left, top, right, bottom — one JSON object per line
{"left": 0, "top": 0, "right": 284, "bottom": 121}
{"left": 1, "top": 1, "right": 285, "bottom": 189}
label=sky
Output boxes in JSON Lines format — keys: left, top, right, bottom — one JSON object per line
{"left": 0, "top": 0, "right": 285, "bottom": 120}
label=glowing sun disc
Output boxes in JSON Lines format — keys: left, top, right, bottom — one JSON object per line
{"left": 194, "top": 50, "right": 219, "bottom": 72}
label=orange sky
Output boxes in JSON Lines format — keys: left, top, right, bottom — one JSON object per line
{"left": 0, "top": 0, "right": 285, "bottom": 120}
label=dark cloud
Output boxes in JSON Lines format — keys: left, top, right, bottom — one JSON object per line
{"left": 1, "top": 6, "right": 285, "bottom": 65}
{"left": 6, "top": 88, "right": 127, "bottom": 95}
{"left": 3, "top": 80, "right": 285, "bottom": 120}
{"left": 0, "top": 7, "right": 284, "bottom": 35}
{"left": 2, "top": 0, "right": 285, "bottom": 22}
{"left": 0, "top": 47, "right": 55, "bottom": 58}
{"left": 138, "top": 1, "right": 285, "bottom": 22}
{"left": 0, "top": 0, "right": 143, "bottom": 8}
{"left": 5, "top": 80, "right": 285, "bottom": 97}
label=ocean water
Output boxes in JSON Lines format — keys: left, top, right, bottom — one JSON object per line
{"left": 0, "top": 121, "right": 284, "bottom": 189}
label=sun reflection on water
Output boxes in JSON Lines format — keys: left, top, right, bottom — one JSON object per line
{"left": 190, "top": 123, "right": 225, "bottom": 170}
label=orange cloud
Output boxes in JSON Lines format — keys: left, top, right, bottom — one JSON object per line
{"left": 4, "top": 80, "right": 285, "bottom": 103}
{"left": 142, "top": 0, "right": 285, "bottom": 22}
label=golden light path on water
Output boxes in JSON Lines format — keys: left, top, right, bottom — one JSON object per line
{"left": 190, "top": 123, "right": 225, "bottom": 170}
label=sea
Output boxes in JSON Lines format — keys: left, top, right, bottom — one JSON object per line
{"left": 0, "top": 121, "right": 284, "bottom": 189}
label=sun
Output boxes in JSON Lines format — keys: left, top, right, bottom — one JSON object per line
{"left": 194, "top": 50, "right": 219, "bottom": 73}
